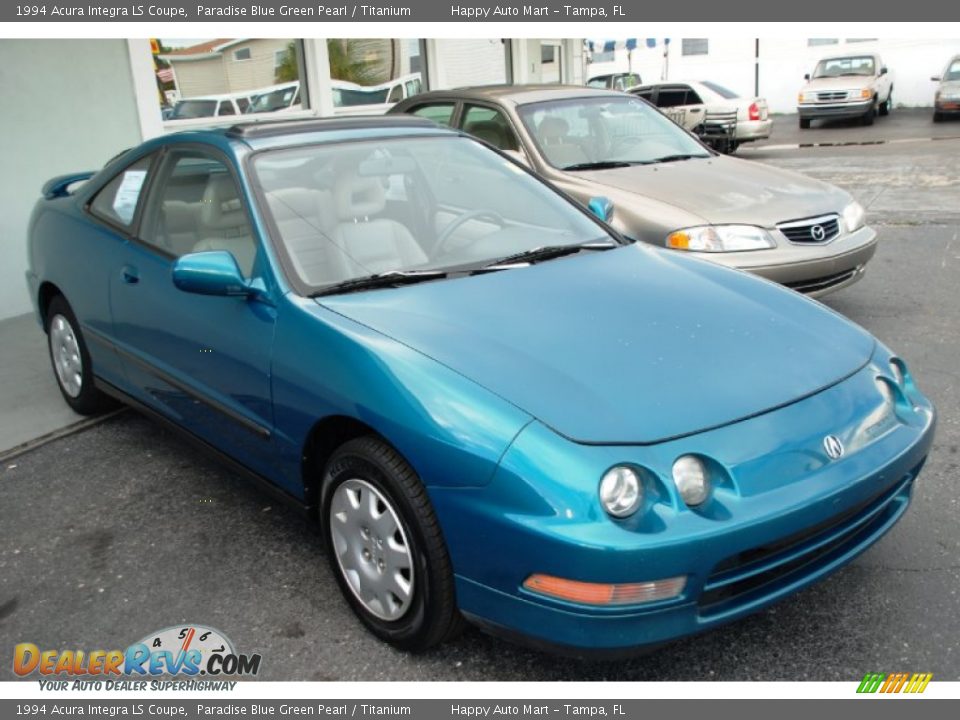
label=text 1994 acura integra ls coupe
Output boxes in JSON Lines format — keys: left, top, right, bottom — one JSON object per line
{"left": 27, "top": 117, "right": 934, "bottom": 655}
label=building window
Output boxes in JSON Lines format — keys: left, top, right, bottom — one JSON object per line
{"left": 541, "top": 45, "right": 556, "bottom": 64}
{"left": 590, "top": 50, "right": 615, "bottom": 63}
{"left": 233, "top": 48, "right": 251, "bottom": 61}
{"left": 681, "top": 39, "right": 708, "bottom": 56}
{"left": 846, "top": 38, "right": 878, "bottom": 43}
{"left": 808, "top": 39, "right": 839, "bottom": 46}
{"left": 274, "top": 49, "right": 288, "bottom": 69}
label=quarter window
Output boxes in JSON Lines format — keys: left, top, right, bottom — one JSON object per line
{"left": 410, "top": 103, "right": 456, "bottom": 127}
{"left": 89, "top": 155, "right": 154, "bottom": 229}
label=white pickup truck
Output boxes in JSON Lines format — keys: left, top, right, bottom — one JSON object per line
{"left": 797, "top": 53, "right": 893, "bottom": 128}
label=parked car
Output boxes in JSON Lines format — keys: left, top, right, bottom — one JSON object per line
{"left": 331, "top": 73, "right": 423, "bottom": 116}
{"left": 629, "top": 80, "right": 771, "bottom": 152}
{"left": 246, "top": 81, "right": 302, "bottom": 115}
{"left": 27, "top": 116, "right": 934, "bottom": 656}
{"left": 168, "top": 94, "right": 250, "bottom": 120}
{"left": 797, "top": 53, "right": 893, "bottom": 128}
{"left": 391, "top": 86, "right": 877, "bottom": 296}
{"left": 931, "top": 55, "right": 960, "bottom": 122}
{"left": 586, "top": 72, "right": 642, "bottom": 91}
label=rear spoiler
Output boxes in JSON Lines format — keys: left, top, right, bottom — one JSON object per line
{"left": 42, "top": 171, "right": 95, "bottom": 200}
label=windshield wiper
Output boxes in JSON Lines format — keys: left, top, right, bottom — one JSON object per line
{"left": 562, "top": 160, "right": 640, "bottom": 171}
{"left": 478, "top": 241, "right": 617, "bottom": 271}
{"left": 649, "top": 153, "right": 709, "bottom": 164}
{"left": 310, "top": 269, "right": 448, "bottom": 297}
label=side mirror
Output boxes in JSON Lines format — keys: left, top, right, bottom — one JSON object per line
{"left": 880, "top": 67, "right": 888, "bottom": 75}
{"left": 588, "top": 196, "right": 614, "bottom": 222}
{"left": 931, "top": 76, "right": 942, "bottom": 82}
{"left": 172, "top": 251, "right": 252, "bottom": 297}
{"left": 503, "top": 149, "right": 530, "bottom": 168}
{"left": 804, "top": 73, "right": 810, "bottom": 81}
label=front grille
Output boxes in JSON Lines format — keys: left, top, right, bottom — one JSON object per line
{"left": 817, "top": 91, "right": 848, "bottom": 102}
{"left": 785, "top": 268, "right": 858, "bottom": 294}
{"left": 698, "top": 464, "right": 923, "bottom": 616}
{"left": 777, "top": 214, "right": 841, "bottom": 244}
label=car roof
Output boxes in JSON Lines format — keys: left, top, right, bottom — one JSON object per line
{"left": 399, "top": 84, "right": 626, "bottom": 106}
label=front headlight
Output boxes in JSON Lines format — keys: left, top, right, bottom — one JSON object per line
{"left": 842, "top": 201, "right": 866, "bottom": 233}
{"left": 666, "top": 225, "right": 776, "bottom": 252}
{"left": 672, "top": 456, "right": 711, "bottom": 507}
{"left": 599, "top": 466, "right": 643, "bottom": 518}
{"left": 799, "top": 91, "right": 816, "bottom": 103}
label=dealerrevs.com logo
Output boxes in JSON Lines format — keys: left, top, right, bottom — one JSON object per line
{"left": 14, "top": 625, "right": 261, "bottom": 687}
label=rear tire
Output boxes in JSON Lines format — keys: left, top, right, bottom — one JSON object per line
{"left": 321, "top": 435, "right": 465, "bottom": 652}
{"left": 799, "top": 117, "right": 811, "bottom": 129}
{"left": 46, "top": 295, "right": 115, "bottom": 415}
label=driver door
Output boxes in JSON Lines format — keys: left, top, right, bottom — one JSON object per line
{"left": 108, "top": 147, "right": 277, "bottom": 477}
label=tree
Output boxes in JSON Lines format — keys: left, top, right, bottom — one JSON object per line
{"left": 326, "top": 39, "right": 380, "bottom": 85}
{"left": 275, "top": 41, "right": 300, "bottom": 82}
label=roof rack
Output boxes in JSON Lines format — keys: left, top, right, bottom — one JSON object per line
{"left": 225, "top": 115, "right": 437, "bottom": 139}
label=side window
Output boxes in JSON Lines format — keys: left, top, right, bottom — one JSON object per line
{"left": 410, "top": 103, "right": 456, "bottom": 127}
{"left": 633, "top": 88, "right": 654, "bottom": 101}
{"left": 217, "top": 101, "right": 236, "bottom": 117}
{"left": 685, "top": 88, "right": 704, "bottom": 105}
{"left": 236, "top": 98, "right": 250, "bottom": 113}
{"left": 142, "top": 151, "right": 257, "bottom": 276}
{"left": 655, "top": 88, "right": 689, "bottom": 108}
{"left": 387, "top": 84, "right": 403, "bottom": 104}
{"left": 89, "top": 155, "right": 154, "bottom": 229}
{"left": 461, "top": 105, "right": 520, "bottom": 151}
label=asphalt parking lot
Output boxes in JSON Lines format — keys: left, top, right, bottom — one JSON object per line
{"left": 1, "top": 109, "right": 959, "bottom": 682}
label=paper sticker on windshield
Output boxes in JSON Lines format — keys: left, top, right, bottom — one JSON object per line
{"left": 112, "top": 169, "right": 147, "bottom": 225}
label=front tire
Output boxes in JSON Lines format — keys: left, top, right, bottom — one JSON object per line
{"left": 879, "top": 92, "right": 892, "bottom": 116}
{"left": 933, "top": 111, "right": 944, "bottom": 123}
{"left": 321, "top": 436, "right": 464, "bottom": 651}
{"left": 862, "top": 101, "right": 876, "bottom": 126}
{"left": 46, "top": 295, "right": 114, "bottom": 415}
{"left": 799, "top": 117, "right": 811, "bottom": 129}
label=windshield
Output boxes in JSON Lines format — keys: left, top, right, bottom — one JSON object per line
{"left": 252, "top": 136, "right": 612, "bottom": 292}
{"left": 248, "top": 87, "right": 298, "bottom": 113}
{"left": 171, "top": 100, "right": 217, "bottom": 119}
{"left": 517, "top": 95, "right": 710, "bottom": 170}
{"left": 813, "top": 56, "right": 876, "bottom": 78}
{"left": 946, "top": 60, "right": 960, "bottom": 81}
{"left": 700, "top": 81, "right": 739, "bottom": 99}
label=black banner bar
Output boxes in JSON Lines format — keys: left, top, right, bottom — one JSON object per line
{"left": 3, "top": 0, "right": 960, "bottom": 22}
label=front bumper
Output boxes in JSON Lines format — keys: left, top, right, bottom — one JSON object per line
{"left": 688, "top": 225, "right": 878, "bottom": 297}
{"left": 430, "top": 355, "right": 935, "bottom": 655}
{"left": 798, "top": 99, "right": 873, "bottom": 120}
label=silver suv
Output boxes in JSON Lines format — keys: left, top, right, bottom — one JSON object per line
{"left": 797, "top": 53, "right": 893, "bottom": 128}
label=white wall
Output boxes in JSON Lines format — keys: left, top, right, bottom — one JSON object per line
{"left": 588, "top": 38, "right": 960, "bottom": 113}
{"left": 0, "top": 39, "right": 145, "bottom": 321}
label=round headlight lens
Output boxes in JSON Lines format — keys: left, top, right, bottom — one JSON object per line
{"left": 672, "top": 456, "right": 711, "bottom": 507}
{"left": 599, "top": 467, "right": 643, "bottom": 518}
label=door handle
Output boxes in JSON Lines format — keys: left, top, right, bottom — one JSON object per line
{"left": 690, "top": 108, "right": 702, "bottom": 113}
{"left": 121, "top": 265, "right": 140, "bottom": 284}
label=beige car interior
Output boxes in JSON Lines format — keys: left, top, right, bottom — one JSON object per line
{"left": 535, "top": 116, "right": 589, "bottom": 168}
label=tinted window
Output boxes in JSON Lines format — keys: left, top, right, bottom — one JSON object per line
{"left": 217, "top": 102, "right": 236, "bottom": 117}
{"left": 410, "top": 103, "right": 456, "bottom": 127}
{"left": 89, "top": 156, "right": 153, "bottom": 229}
{"left": 171, "top": 100, "right": 217, "bottom": 119}
{"left": 586, "top": 78, "right": 608, "bottom": 88}
{"left": 461, "top": 105, "right": 519, "bottom": 151}
{"left": 387, "top": 85, "right": 403, "bottom": 104}
{"left": 632, "top": 87, "right": 654, "bottom": 100}
{"left": 143, "top": 152, "right": 256, "bottom": 275}
{"left": 655, "top": 88, "right": 691, "bottom": 108}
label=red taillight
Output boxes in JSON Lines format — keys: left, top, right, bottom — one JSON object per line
{"left": 748, "top": 102, "right": 761, "bottom": 121}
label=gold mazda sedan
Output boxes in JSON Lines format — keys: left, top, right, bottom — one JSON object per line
{"left": 391, "top": 86, "right": 877, "bottom": 296}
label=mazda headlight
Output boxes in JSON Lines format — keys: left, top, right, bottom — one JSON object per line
{"left": 666, "top": 225, "right": 776, "bottom": 252}
{"left": 842, "top": 201, "right": 866, "bottom": 233}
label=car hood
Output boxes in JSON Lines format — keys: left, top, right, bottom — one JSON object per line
{"left": 319, "top": 244, "right": 875, "bottom": 445}
{"left": 570, "top": 156, "right": 849, "bottom": 227}
{"left": 803, "top": 75, "right": 875, "bottom": 91}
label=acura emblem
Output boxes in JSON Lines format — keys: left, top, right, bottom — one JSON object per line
{"left": 811, "top": 224, "right": 826, "bottom": 241}
{"left": 823, "top": 435, "right": 844, "bottom": 459}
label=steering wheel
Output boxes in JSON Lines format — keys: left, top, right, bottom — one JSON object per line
{"left": 433, "top": 210, "right": 506, "bottom": 257}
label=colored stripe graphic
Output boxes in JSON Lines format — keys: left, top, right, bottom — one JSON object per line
{"left": 857, "top": 672, "right": 932, "bottom": 693}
